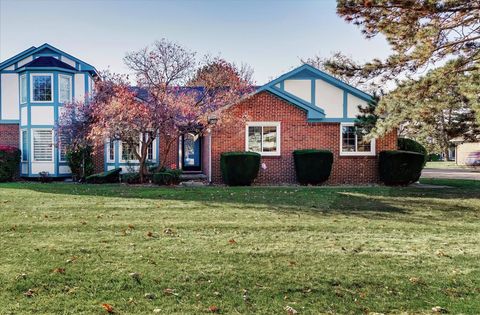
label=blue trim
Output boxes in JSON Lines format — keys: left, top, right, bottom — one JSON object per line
{"left": 0, "top": 120, "right": 20, "bottom": 124}
{"left": 0, "top": 43, "right": 98, "bottom": 76}
{"left": 308, "top": 117, "right": 357, "bottom": 123}
{"left": 343, "top": 91, "right": 348, "bottom": 118}
{"left": 17, "top": 67, "right": 77, "bottom": 74}
{"left": 310, "top": 79, "right": 315, "bottom": 105}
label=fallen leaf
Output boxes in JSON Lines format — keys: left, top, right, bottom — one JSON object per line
{"left": 144, "top": 292, "right": 156, "bottom": 300}
{"left": 128, "top": 224, "right": 135, "bottom": 229}
{"left": 432, "top": 306, "right": 448, "bottom": 313}
{"left": 163, "top": 288, "right": 177, "bottom": 296}
{"left": 102, "top": 303, "right": 114, "bottom": 313}
{"left": 284, "top": 305, "right": 298, "bottom": 314}
{"left": 285, "top": 305, "right": 298, "bottom": 315}
{"left": 24, "top": 289, "right": 35, "bottom": 297}
{"left": 164, "top": 228, "right": 175, "bottom": 235}
{"left": 228, "top": 239, "right": 237, "bottom": 244}
{"left": 146, "top": 231, "right": 154, "bottom": 237}
{"left": 153, "top": 309, "right": 161, "bottom": 313}
{"left": 52, "top": 268, "right": 66, "bottom": 274}
{"left": 129, "top": 272, "right": 141, "bottom": 282}
{"left": 208, "top": 305, "right": 220, "bottom": 313}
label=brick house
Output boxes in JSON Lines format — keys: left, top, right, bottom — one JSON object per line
{"left": 0, "top": 44, "right": 397, "bottom": 184}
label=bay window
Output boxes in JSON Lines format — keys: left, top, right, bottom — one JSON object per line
{"left": 20, "top": 75, "right": 27, "bottom": 104}
{"left": 340, "top": 123, "right": 375, "bottom": 156}
{"left": 246, "top": 122, "right": 281, "bottom": 156}
{"left": 59, "top": 74, "right": 72, "bottom": 103}
{"left": 33, "top": 129, "right": 53, "bottom": 161}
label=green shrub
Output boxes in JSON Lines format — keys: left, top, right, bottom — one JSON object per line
{"left": 153, "top": 169, "right": 182, "bottom": 185}
{"left": 427, "top": 153, "right": 442, "bottom": 162}
{"left": 65, "top": 147, "right": 94, "bottom": 181}
{"left": 220, "top": 152, "right": 261, "bottom": 186}
{"left": 293, "top": 149, "right": 333, "bottom": 185}
{"left": 85, "top": 168, "right": 122, "bottom": 184}
{"left": 121, "top": 173, "right": 141, "bottom": 184}
{"left": 379, "top": 150, "right": 425, "bottom": 186}
{"left": 0, "top": 146, "right": 20, "bottom": 182}
{"left": 397, "top": 138, "right": 427, "bottom": 164}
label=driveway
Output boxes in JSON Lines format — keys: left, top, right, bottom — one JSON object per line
{"left": 422, "top": 168, "right": 480, "bottom": 180}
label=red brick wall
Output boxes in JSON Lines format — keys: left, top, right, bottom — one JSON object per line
{"left": 0, "top": 124, "right": 19, "bottom": 148}
{"left": 210, "top": 92, "right": 397, "bottom": 185}
{"left": 92, "top": 145, "right": 105, "bottom": 174}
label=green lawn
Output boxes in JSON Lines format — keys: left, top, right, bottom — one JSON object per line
{"left": 425, "top": 161, "right": 467, "bottom": 169}
{"left": 0, "top": 180, "right": 479, "bottom": 314}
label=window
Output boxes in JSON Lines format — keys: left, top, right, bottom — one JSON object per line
{"left": 340, "top": 123, "right": 375, "bottom": 156}
{"left": 246, "top": 122, "right": 280, "bottom": 156}
{"left": 33, "top": 129, "right": 53, "bottom": 161}
{"left": 147, "top": 141, "right": 153, "bottom": 160}
{"left": 58, "top": 132, "right": 69, "bottom": 162}
{"left": 121, "top": 142, "right": 137, "bottom": 161}
{"left": 59, "top": 74, "right": 72, "bottom": 103}
{"left": 21, "top": 130, "right": 28, "bottom": 161}
{"left": 20, "top": 75, "right": 27, "bottom": 104}
{"left": 31, "top": 74, "right": 53, "bottom": 102}
{"left": 108, "top": 141, "right": 115, "bottom": 161}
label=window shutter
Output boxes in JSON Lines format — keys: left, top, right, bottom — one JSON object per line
{"left": 33, "top": 130, "right": 53, "bottom": 161}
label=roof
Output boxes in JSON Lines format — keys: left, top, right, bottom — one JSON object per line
{"left": 20, "top": 56, "right": 76, "bottom": 71}
{"left": 0, "top": 43, "right": 98, "bottom": 76}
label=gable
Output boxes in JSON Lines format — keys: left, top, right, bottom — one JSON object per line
{"left": 257, "top": 64, "right": 373, "bottom": 122}
{"left": 0, "top": 43, "right": 98, "bottom": 76}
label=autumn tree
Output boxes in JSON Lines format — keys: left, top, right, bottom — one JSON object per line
{"left": 124, "top": 39, "right": 253, "bottom": 172}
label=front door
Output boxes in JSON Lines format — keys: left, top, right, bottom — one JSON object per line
{"left": 181, "top": 133, "right": 202, "bottom": 171}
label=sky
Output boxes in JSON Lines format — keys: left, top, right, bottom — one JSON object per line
{"left": 0, "top": 0, "right": 392, "bottom": 85}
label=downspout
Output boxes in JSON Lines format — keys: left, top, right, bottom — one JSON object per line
{"left": 208, "top": 131, "right": 212, "bottom": 184}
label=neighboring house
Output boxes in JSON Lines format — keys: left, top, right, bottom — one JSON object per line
{"left": 450, "top": 138, "right": 480, "bottom": 165}
{"left": 0, "top": 44, "right": 397, "bottom": 184}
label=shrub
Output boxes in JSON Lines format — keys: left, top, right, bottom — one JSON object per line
{"left": 0, "top": 145, "right": 20, "bottom": 182}
{"left": 220, "top": 152, "right": 261, "bottom": 186}
{"left": 85, "top": 168, "right": 122, "bottom": 184}
{"left": 427, "top": 153, "right": 442, "bottom": 162}
{"left": 65, "top": 147, "right": 94, "bottom": 181}
{"left": 293, "top": 149, "right": 333, "bottom": 185}
{"left": 379, "top": 150, "right": 425, "bottom": 186}
{"left": 397, "top": 138, "right": 427, "bottom": 164}
{"left": 121, "top": 173, "right": 141, "bottom": 184}
{"left": 153, "top": 169, "right": 182, "bottom": 185}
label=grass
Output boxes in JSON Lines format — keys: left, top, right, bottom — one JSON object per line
{"left": 0, "top": 179, "right": 479, "bottom": 314}
{"left": 425, "top": 161, "right": 467, "bottom": 169}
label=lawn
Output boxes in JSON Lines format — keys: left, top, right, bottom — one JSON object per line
{"left": 425, "top": 161, "right": 467, "bottom": 169}
{"left": 0, "top": 180, "right": 479, "bottom": 314}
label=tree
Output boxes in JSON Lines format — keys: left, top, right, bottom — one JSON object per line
{"left": 301, "top": 52, "right": 375, "bottom": 92}
{"left": 329, "top": 0, "right": 480, "bottom": 83}
{"left": 364, "top": 63, "right": 480, "bottom": 157}
{"left": 124, "top": 39, "right": 253, "bottom": 174}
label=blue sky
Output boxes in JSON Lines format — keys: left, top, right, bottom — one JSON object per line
{"left": 0, "top": 0, "right": 391, "bottom": 84}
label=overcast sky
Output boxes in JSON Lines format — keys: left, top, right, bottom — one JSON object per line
{"left": 0, "top": 0, "right": 392, "bottom": 85}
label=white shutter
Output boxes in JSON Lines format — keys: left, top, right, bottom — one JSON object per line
{"left": 33, "top": 130, "right": 53, "bottom": 161}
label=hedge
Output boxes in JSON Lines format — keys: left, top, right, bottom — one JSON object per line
{"left": 379, "top": 150, "right": 425, "bottom": 186}
{"left": 221, "top": 152, "right": 261, "bottom": 186}
{"left": 397, "top": 138, "right": 427, "bottom": 164}
{"left": 293, "top": 149, "right": 333, "bottom": 185}
{"left": 0, "top": 145, "right": 20, "bottom": 182}
{"left": 85, "top": 168, "right": 122, "bottom": 184}
{"left": 153, "top": 169, "right": 182, "bottom": 185}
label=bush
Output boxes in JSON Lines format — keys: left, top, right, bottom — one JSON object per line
{"left": 121, "top": 172, "right": 141, "bottom": 184}
{"left": 397, "top": 138, "right": 427, "bottom": 164}
{"left": 293, "top": 149, "right": 333, "bottom": 185}
{"left": 379, "top": 150, "right": 425, "bottom": 186}
{"left": 153, "top": 169, "right": 182, "bottom": 185}
{"left": 0, "top": 145, "right": 20, "bottom": 182}
{"left": 427, "top": 153, "right": 442, "bottom": 162}
{"left": 220, "top": 152, "right": 261, "bottom": 186}
{"left": 65, "top": 147, "right": 94, "bottom": 181}
{"left": 85, "top": 168, "right": 122, "bottom": 184}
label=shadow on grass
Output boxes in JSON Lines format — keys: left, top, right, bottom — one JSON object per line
{"left": 1, "top": 180, "right": 479, "bottom": 222}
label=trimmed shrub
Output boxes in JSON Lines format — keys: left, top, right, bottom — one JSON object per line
{"left": 65, "top": 147, "right": 94, "bottom": 181}
{"left": 153, "top": 169, "right": 182, "bottom": 185}
{"left": 221, "top": 152, "right": 261, "bottom": 186}
{"left": 85, "top": 168, "right": 122, "bottom": 184}
{"left": 0, "top": 145, "right": 20, "bottom": 182}
{"left": 293, "top": 149, "right": 333, "bottom": 185}
{"left": 427, "top": 153, "right": 442, "bottom": 162}
{"left": 379, "top": 150, "right": 425, "bottom": 186}
{"left": 397, "top": 138, "right": 427, "bottom": 164}
{"left": 121, "top": 173, "right": 141, "bottom": 184}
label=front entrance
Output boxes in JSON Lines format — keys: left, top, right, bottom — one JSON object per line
{"left": 181, "top": 133, "right": 202, "bottom": 171}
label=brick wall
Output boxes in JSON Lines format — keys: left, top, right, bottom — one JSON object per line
{"left": 210, "top": 92, "right": 397, "bottom": 185}
{"left": 0, "top": 124, "right": 19, "bottom": 148}
{"left": 92, "top": 145, "right": 105, "bottom": 173}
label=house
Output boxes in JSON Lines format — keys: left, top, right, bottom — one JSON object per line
{"left": 450, "top": 138, "right": 480, "bottom": 165}
{"left": 0, "top": 44, "right": 397, "bottom": 184}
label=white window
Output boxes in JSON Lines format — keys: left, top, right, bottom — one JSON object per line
{"left": 121, "top": 142, "right": 137, "bottom": 161}
{"left": 246, "top": 122, "right": 281, "bottom": 156}
{"left": 21, "top": 130, "right": 28, "bottom": 161}
{"left": 108, "top": 140, "right": 115, "bottom": 162}
{"left": 31, "top": 74, "right": 53, "bottom": 102}
{"left": 59, "top": 74, "right": 72, "bottom": 103}
{"left": 20, "top": 75, "right": 27, "bottom": 104}
{"left": 58, "top": 132, "right": 69, "bottom": 162}
{"left": 33, "top": 129, "right": 53, "bottom": 161}
{"left": 340, "top": 123, "right": 376, "bottom": 156}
